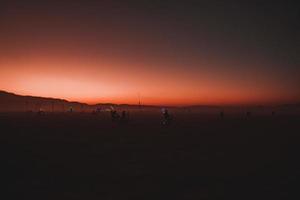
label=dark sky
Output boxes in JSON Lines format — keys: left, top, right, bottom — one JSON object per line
{"left": 0, "top": 0, "right": 299, "bottom": 105}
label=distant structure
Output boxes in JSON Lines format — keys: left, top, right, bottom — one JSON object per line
{"left": 96, "top": 107, "right": 101, "bottom": 113}
{"left": 37, "top": 108, "right": 45, "bottom": 115}
{"left": 92, "top": 107, "right": 102, "bottom": 115}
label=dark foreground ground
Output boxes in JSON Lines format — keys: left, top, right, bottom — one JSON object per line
{"left": 0, "top": 111, "right": 299, "bottom": 199}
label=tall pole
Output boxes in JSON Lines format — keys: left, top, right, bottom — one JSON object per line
{"left": 138, "top": 92, "right": 141, "bottom": 109}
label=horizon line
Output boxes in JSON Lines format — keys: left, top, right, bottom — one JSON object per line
{"left": 1, "top": 90, "right": 299, "bottom": 108}
{"left": 0, "top": 90, "right": 300, "bottom": 108}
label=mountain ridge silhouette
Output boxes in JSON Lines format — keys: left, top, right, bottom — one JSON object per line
{"left": 0, "top": 90, "right": 299, "bottom": 112}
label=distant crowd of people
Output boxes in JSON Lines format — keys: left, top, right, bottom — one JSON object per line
{"left": 110, "top": 110, "right": 129, "bottom": 123}
{"left": 33, "top": 106, "right": 279, "bottom": 125}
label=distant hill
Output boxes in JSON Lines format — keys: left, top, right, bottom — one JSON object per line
{"left": 0, "top": 90, "right": 159, "bottom": 112}
{"left": 0, "top": 90, "right": 299, "bottom": 113}
{"left": 0, "top": 90, "right": 88, "bottom": 112}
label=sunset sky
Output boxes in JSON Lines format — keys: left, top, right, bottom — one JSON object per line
{"left": 0, "top": 1, "right": 299, "bottom": 105}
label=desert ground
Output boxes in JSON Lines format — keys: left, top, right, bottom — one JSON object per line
{"left": 1, "top": 110, "right": 299, "bottom": 199}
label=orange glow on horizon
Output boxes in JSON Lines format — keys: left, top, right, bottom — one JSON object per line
{"left": 0, "top": 55, "right": 299, "bottom": 106}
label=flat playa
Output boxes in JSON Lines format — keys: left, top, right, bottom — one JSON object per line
{"left": 1, "top": 111, "right": 299, "bottom": 199}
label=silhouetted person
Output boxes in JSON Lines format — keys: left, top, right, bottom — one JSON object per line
{"left": 111, "top": 110, "right": 120, "bottom": 122}
{"left": 220, "top": 111, "right": 224, "bottom": 119}
{"left": 246, "top": 111, "right": 251, "bottom": 118}
{"left": 162, "top": 108, "right": 172, "bottom": 125}
{"left": 120, "top": 110, "right": 129, "bottom": 123}
{"left": 121, "top": 110, "right": 126, "bottom": 118}
{"left": 110, "top": 110, "right": 115, "bottom": 120}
